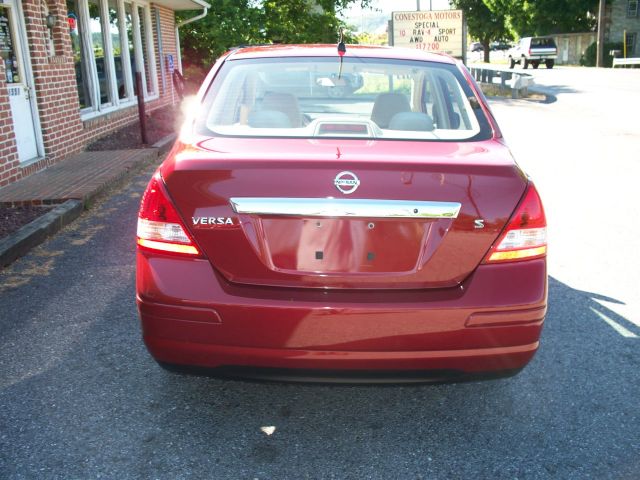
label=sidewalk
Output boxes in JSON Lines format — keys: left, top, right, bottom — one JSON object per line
{"left": 0, "top": 136, "right": 174, "bottom": 267}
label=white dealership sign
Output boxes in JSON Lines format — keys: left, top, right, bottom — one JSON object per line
{"left": 391, "top": 10, "right": 464, "bottom": 57}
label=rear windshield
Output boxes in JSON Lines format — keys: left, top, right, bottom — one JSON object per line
{"left": 531, "top": 38, "right": 556, "bottom": 48}
{"left": 195, "top": 56, "right": 492, "bottom": 141}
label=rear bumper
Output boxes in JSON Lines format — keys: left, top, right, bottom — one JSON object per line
{"left": 158, "top": 362, "right": 525, "bottom": 384}
{"left": 150, "top": 339, "right": 535, "bottom": 383}
{"left": 527, "top": 54, "right": 557, "bottom": 60}
{"left": 137, "top": 253, "right": 547, "bottom": 381}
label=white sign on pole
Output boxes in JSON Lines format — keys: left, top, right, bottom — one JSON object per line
{"left": 391, "top": 10, "right": 464, "bottom": 57}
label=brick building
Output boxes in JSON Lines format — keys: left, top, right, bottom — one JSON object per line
{"left": 0, "top": 0, "right": 208, "bottom": 188}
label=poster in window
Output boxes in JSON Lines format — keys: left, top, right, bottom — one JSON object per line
{"left": 0, "top": 12, "right": 13, "bottom": 59}
{"left": 0, "top": 10, "right": 19, "bottom": 83}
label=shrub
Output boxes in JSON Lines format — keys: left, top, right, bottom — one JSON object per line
{"left": 580, "top": 41, "right": 624, "bottom": 67}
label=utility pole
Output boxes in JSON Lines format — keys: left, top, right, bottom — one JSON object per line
{"left": 596, "top": 0, "right": 606, "bottom": 67}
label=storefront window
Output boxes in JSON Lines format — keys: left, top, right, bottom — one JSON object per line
{"left": 0, "top": 6, "right": 19, "bottom": 84}
{"left": 67, "top": 0, "right": 90, "bottom": 109}
{"left": 88, "top": 0, "right": 109, "bottom": 105}
{"left": 138, "top": 5, "right": 153, "bottom": 95}
{"left": 124, "top": 1, "right": 139, "bottom": 96}
{"left": 67, "top": 0, "right": 157, "bottom": 117}
{"left": 108, "top": 0, "right": 127, "bottom": 100}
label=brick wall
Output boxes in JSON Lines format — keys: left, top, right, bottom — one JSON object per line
{"left": 0, "top": 1, "right": 178, "bottom": 189}
{"left": 153, "top": 6, "right": 180, "bottom": 109}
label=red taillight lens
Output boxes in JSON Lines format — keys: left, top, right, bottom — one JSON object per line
{"left": 137, "top": 172, "right": 200, "bottom": 256}
{"left": 483, "top": 183, "right": 547, "bottom": 263}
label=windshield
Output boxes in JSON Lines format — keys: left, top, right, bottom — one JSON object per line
{"left": 195, "top": 56, "right": 492, "bottom": 141}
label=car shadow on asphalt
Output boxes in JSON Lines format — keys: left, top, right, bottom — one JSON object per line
{"left": 130, "top": 275, "right": 639, "bottom": 477}
{"left": 2, "top": 255, "right": 639, "bottom": 477}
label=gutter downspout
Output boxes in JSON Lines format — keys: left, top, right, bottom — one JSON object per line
{"left": 175, "top": 0, "right": 210, "bottom": 74}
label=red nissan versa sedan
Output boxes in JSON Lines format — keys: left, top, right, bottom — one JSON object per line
{"left": 136, "top": 45, "right": 547, "bottom": 383}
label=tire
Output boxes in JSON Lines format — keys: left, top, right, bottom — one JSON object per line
{"left": 523, "top": 59, "right": 529, "bottom": 69}
{"left": 509, "top": 58, "right": 515, "bottom": 69}
{"left": 532, "top": 61, "right": 540, "bottom": 69}
{"left": 546, "top": 59, "right": 555, "bottom": 69}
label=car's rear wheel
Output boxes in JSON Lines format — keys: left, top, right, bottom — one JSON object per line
{"left": 532, "top": 61, "right": 540, "bottom": 69}
{"left": 509, "top": 58, "right": 515, "bottom": 69}
{"left": 523, "top": 59, "right": 529, "bottom": 69}
{"left": 546, "top": 59, "right": 555, "bottom": 69}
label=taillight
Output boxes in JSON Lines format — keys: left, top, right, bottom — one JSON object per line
{"left": 137, "top": 172, "right": 200, "bottom": 256}
{"left": 483, "top": 183, "right": 546, "bottom": 263}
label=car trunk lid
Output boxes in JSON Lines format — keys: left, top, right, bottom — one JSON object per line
{"left": 162, "top": 137, "right": 527, "bottom": 289}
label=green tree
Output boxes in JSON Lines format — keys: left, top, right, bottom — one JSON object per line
{"left": 263, "top": 1, "right": 342, "bottom": 44}
{"left": 450, "top": 0, "right": 511, "bottom": 62}
{"left": 452, "top": 0, "right": 599, "bottom": 62}
{"left": 504, "top": 0, "right": 598, "bottom": 36}
{"left": 177, "top": 0, "right": 262, "bottom": 70}
{"left": 178, "top": 0, "right": 368, "bottom": 70}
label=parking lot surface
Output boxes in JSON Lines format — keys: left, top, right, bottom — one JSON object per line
{"left": 1, "top": 67, "right": 639, "bottom": 479}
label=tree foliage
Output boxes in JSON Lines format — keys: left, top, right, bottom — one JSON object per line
{"left": 451, "top": 0, "right": 599, "bottom": 62}
{"left": 450, "top": 0, "right": 511, "bottom": 62}
{"left": 177, "top": 1, "right": 260, "bottom": 69}
{"left": 504, "top": 0, "right": 598, "bottom": 36}
{"left": 178, "top": 0, "right": 368, "bottom": 69}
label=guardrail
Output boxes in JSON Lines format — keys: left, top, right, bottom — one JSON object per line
{"left": 468, "top": 67, "right": 534, "bottom": 99}
{"left": 612, "top": 57, "right": 640, "bottom": 68}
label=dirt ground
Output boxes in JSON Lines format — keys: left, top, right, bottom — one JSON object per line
{"left": 0, "top": 205, "right": 54, "bottom": 239}
{"left": 87, "top": 105, "right": 182, "bottom": 151}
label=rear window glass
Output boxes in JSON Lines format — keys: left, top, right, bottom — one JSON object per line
{"left": 531, "top": 38, "right": 556, "bottom": 48}
{"left": 195, "top": 56, "right": 492, "bottom": 142}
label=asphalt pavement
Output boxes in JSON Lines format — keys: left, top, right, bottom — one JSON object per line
{"left": 1, "top": 69, "right": 639, "bottom": 479}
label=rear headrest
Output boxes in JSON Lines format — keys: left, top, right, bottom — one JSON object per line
{"left": 388, "top": 112, "right": 434, "bottom": 131}
{"left": 248, "top": 110, "right": 292, "bottom": 128}
{"left": 261, "top": 92, "right": 302, "bottom": 127}
{"left": 371, "top": 92, "right": 411, "bottom": 128}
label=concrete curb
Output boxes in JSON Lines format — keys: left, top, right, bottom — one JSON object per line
{"left": 0, "top": 135, "right": 175, "bottom": 269}
{"left": 0, "top": 200, "right": 83, "bottom": 268}
{"left": 153, "top": 133, "right": 177, "bottom": 154}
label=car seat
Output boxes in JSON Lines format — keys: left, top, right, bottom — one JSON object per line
{"left": 370, "top": 92, "right": 411, "bottom": 128}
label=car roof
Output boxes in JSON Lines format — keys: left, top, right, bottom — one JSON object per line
{"left": 224, "top": 44, "right": 457, "bottom": 65}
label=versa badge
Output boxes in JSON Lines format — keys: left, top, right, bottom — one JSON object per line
{"left": 192, "top": 217, "right": 234, "bottom": 226}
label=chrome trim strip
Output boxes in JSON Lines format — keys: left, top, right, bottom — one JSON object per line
{"left": 230, "top": 198, "right": 461, "bottom": 219}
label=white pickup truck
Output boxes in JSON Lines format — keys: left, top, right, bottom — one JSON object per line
{"left": 508, "top": 37, "right": 557, "bottom": 69}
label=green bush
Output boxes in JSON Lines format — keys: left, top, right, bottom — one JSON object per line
{"left": 580, "top": 41, "right": 624, "bottom": 67}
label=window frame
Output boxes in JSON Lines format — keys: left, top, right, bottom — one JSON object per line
{"left": 71, "top": 0, "right": 158, "bottom": 120}
{"left": 629, "top": 0, "right": 639, "bottom": 18}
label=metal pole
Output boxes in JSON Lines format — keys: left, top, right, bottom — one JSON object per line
{"left": 596, "top": 0, "right": 605, "bottom": 67}
{"left": 135, "top": 72, "right": 148, "bottom": 145}
{"left": 417, "top": 0, "right": 420, "bottom": 10}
